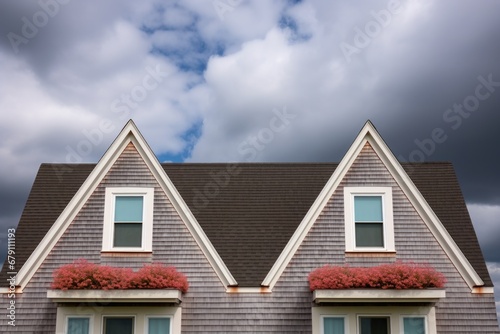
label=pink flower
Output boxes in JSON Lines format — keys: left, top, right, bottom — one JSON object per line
{"left": 128, "top": 263, "right": 189, "bottom": 293}
{"left": 308, "top": 262, "right": 445, "bottom": 291}
{"left": 51, "top": 259, "right": 189, "bottom": 292}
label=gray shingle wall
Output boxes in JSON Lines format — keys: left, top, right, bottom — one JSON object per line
{"left": 1, "top": 142, "right": 498, "bottom": 333}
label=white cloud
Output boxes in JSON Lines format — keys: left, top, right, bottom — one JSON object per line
{"left": 189, "top": 24, "right": 361, "bottom": 162}
{"left": 0, "top": 1, "right": 212, "bottom": 182}
{"left": 0, "top": 51, "right": 96, "bottom": 180}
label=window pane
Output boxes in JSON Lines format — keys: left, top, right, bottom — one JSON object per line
{"left": 67, "top": 317, "right": 89, "bottom": 334}
{"left": 355, "top": 196, "right": 383, "bottom": 222}
{"left": 114, "top": 223, "right": 142, "bottom": 247}
{"left": 104, "top": 317, "right": 134, "bottom": 334}
{"left": 404, "top": 317, "right": 425, "bottom": 334}
{"left": 324, "top": 317, "right": 344, "bottom": 334}
{"left": 149, "top": 317, "right": 170, "bottom": 334}
{"left": 115, "top": 196, "right": 143, "bottom": 222}
{"left": 360, "top": 317, "right": 390, "bottom": 334}
{"left": 355, "top": 223, "right": 384, "bottom": 247}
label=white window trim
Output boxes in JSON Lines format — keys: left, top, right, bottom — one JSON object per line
{"left": 146, "top": 315, "right": 173, "bottom": 334}
{"left": 56, "top": 306, "right": 181, "bottom": 334}
{"left": 313, "top": 306, "right": 436, "bottom": 334}
{"left": 344, "top": 186, "right": 394, "bottom": 252}
{"left": 102, "top": 187, "right": 154, "bottom": 252}
{"left": 66, "top": 315, "right": 94, "bottom": 334}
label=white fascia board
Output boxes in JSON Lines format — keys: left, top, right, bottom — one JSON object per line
{"left": 16, "top": 120, "right": 237, "bottom": 290}
{"left": 313, "top": 289, "right": 446, "bottom": 304}
{"left": 262, "top": 121, "right": 484, "bottom": 290}
{"left": 47, "top": 289, "right": 182, "bottom": 303}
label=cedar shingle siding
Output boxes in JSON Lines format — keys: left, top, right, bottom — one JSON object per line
{"left": 1, "top": 140, "right": 498, "bottom": 332}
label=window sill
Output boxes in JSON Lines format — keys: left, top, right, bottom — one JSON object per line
{"left": 345, "top": 251, "right": 396, "bottom": 257}
{"left": 313, "top": 288, "right": 445, "bottom": 304}
{"left": 47, "top": 289, "right": 182, "bottom": 304}
{"left": 100, "top": 251, "right": 153, "bottom": 257}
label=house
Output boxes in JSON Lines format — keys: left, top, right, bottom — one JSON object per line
{"left": 0, "top": 120, "right": 498, "bottom": 334}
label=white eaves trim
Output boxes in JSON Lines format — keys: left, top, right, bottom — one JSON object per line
{"left": 262, "top": 121, "right": 484, "bottom": 291}
{"left": 313, "top": 289, "right": 446, "bottom": 304}
{"left": 15, "top": 120, "right": 237, "bottom": 290}
{"left": 47, "top": 289, "right": 182, "bottom": 303}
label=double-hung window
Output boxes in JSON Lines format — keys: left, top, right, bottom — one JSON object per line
{"left": 103, "top": 187, "right": 154, "bottom": 252}
{"left": 113, "top": 196, "right": 144, "bottom": 248}
{"left": 344, "top": 187, "right": 394, "bottom": 252}
{"left": 354, "top": 196, "right": 384, "bottom": 248}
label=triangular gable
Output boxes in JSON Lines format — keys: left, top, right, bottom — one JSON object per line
{"left": 262, "top": 121, "right": 484, "bottom": 291}
{"left": 15, "top": 120, "right": 237, "bottom": 290}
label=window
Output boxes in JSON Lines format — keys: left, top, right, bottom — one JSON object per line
{"left": 114, "top": 196, "right": 143, "bottom": 247}
{"left": 354, "top": 196, "right": 384, "bottom": 247}
{"left": 103, "top": 188, "right": 154, "bottom": 252}
{"left": 313, "top": 306, "right": 435, "bottom": 334}
{"left": 359, "top": 316, "right": 390, "bottom": 334}
{"left": 67, "top": 317, "right": 90, "bottom": 334}
{"left": 344, "top": 187, "right": 394, "bottom": 252}
{"left": 56, "top": 306, "right": 181, "bottom": 334}
{"left": 147, "top": 316, "right": 171, "bottom": 334}
{"left": 322, "top": 316, "right": 345, "bottom": 334}
{"left": 103, "top": 316, "right": 134, "bottom": 334}
{"left": 402, "top": 316, "right": 426, "bottom": 334}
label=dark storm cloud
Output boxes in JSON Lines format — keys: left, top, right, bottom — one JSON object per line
{"left": 0, "top": 0, "right": 132, "bottom": 79}
{"left": 328, "top": 0, "right": 500, "bottom": 206}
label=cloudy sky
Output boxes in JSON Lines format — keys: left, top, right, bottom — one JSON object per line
{"left": 0, "top": 0, "right": 499, "bottom": 316}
